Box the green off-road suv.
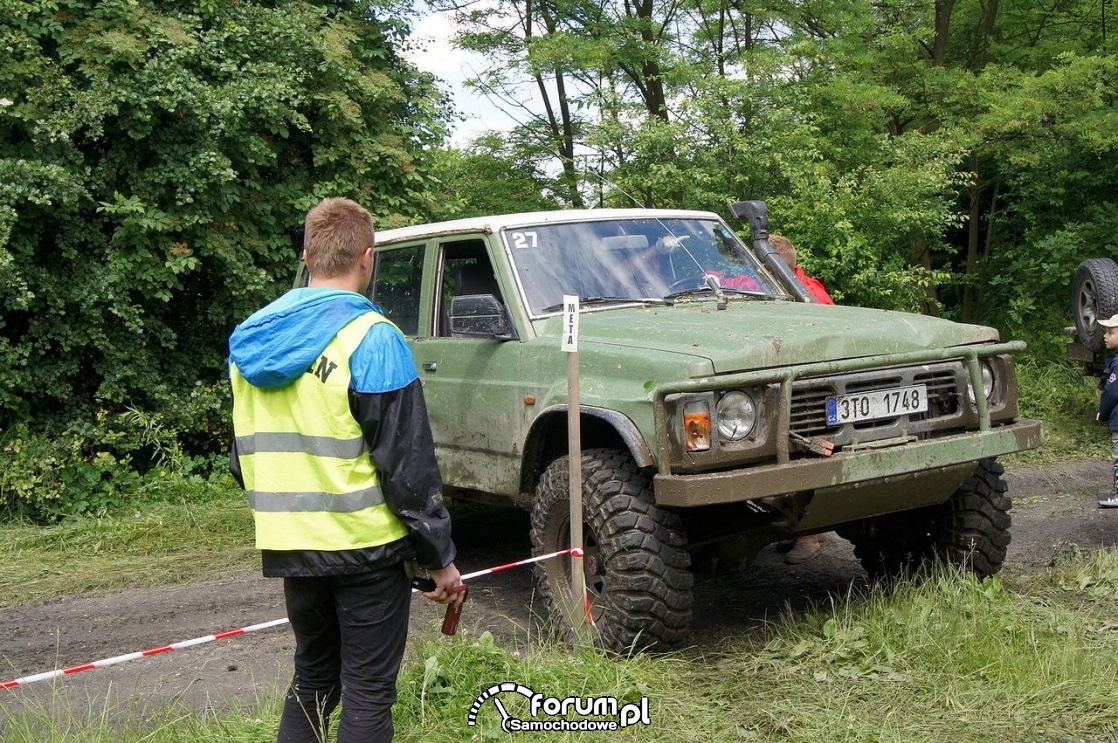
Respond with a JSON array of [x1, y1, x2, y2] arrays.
[[312, 201, 1043, 653]]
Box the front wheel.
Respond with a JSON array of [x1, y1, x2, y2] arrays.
[[530, 448, 693, 653], [839, 458, 1011, 582]]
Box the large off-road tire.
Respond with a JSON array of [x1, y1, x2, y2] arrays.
[[838, 458, 1011, 583], [1072, 258, 1118, 352], [530, 448, 693, 654]]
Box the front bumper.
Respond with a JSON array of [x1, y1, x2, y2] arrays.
[[652, 418, 1042, 507]]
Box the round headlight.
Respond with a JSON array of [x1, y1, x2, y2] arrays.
[[716, 391, 757, 440], [967, 362, 995, 404]]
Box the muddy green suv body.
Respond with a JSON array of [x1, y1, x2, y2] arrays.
[[339, 203, 1042, 652]]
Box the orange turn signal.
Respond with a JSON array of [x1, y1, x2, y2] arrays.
[[683, 401, 711, 452]]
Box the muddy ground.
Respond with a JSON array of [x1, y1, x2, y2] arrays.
[[1, 459, 1116, 726]]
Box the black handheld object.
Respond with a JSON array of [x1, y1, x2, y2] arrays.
[[410, 576, 437, 592], [412, 577, 469, 636]]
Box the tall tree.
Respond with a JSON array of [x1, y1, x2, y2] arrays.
[[451, 0, 588, 205], [0, 0, 450, 438], [433, 0, 1118, 344], [448, 0, 693, 205]]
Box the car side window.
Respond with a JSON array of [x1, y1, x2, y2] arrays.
[[437, 240, 501, 337], [371, 246, 424, 336]]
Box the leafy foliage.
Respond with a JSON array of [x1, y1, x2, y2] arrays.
[[427, 133, 562, 219], [0, 0, 450, 519], [0, 402, 231, 521], [440, 0, 1118, 338]]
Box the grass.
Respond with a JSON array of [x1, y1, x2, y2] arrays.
[[716, 569, 1118, 741], [0, 694, 282, 743], [5, 558, 1118, 742], [1012, 357, 1108, 467], [0, 488, 257, 610]]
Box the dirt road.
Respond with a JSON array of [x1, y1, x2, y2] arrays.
[[1, 459, 1115, 723]]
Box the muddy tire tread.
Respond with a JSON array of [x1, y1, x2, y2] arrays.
[[530, 448, 693, 653], [841, 458, 1011, 582]]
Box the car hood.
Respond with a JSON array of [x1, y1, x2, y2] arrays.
[[539, 301, 1001, 374]]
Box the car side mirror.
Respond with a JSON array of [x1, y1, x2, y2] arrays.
[[449, 294, 518, 340]]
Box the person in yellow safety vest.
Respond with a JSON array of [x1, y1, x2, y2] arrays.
[[229, 197, 462, 743]]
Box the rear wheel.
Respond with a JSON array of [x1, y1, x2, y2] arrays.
[[839, 458, 1011, 582], [530, 448, 693, 653], [1072, 258, 1118, 352]]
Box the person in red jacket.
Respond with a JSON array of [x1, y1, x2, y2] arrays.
[[770, 234, 834, 306], [771, 234, 834, 563]]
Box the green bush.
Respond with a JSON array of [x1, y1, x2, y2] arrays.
[[0, 0, 450, 460], [0, 407, 229, 523], [0, 422, 135, 521]]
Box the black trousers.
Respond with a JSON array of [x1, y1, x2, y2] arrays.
[[277, 565, 410, 743]]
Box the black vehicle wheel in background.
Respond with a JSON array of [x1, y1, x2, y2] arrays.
[[1072, 258, 1118, 352], [531, 448, 693, 654]]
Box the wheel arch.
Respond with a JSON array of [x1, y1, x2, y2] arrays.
[[518, 405, 655, 504]]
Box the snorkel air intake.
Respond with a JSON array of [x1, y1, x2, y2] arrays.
[[730, 200, 813, 303]]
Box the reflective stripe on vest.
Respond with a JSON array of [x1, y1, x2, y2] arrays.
[[230, 311, 410, 552]]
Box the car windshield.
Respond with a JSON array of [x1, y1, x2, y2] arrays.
[[502, 217, 787, 315]]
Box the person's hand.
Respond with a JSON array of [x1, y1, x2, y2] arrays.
[[422, 563, 466, 608], [656, 236, 688, 255]]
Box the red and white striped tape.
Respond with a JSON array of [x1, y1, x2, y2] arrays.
[[459, 546, 581, 581], [0, 547, 584, 690], [0, 618, 290, 690]]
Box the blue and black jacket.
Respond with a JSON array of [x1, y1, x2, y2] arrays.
[[1100, 355, 1118, 432], [228, 287, 455, 577]]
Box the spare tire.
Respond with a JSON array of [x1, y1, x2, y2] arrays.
[[1072, 258, 1118, 352]]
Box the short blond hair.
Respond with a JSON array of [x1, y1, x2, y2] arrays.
[[303, 197, 374, 278], [769, 234, 797, 271]]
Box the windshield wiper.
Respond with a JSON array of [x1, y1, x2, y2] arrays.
[[664, 286, 774, 301], [720, 288, 776, 300], [540, 296, 673, 312], [664, 286, 714, 301]]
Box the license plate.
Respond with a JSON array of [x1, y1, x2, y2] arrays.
[[826, 384, 928, 425]]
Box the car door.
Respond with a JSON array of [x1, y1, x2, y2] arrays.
[[374, 236, 542, 499]]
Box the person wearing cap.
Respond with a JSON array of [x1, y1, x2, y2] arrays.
[[1095, 314, 1118, 507]]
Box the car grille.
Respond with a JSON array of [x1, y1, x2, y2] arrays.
[[789, 363, 962, 438]]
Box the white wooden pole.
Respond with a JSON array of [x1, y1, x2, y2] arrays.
[[561, 295, 586, 623]]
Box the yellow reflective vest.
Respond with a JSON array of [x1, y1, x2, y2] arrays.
[[230, 312, 410, 552]]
